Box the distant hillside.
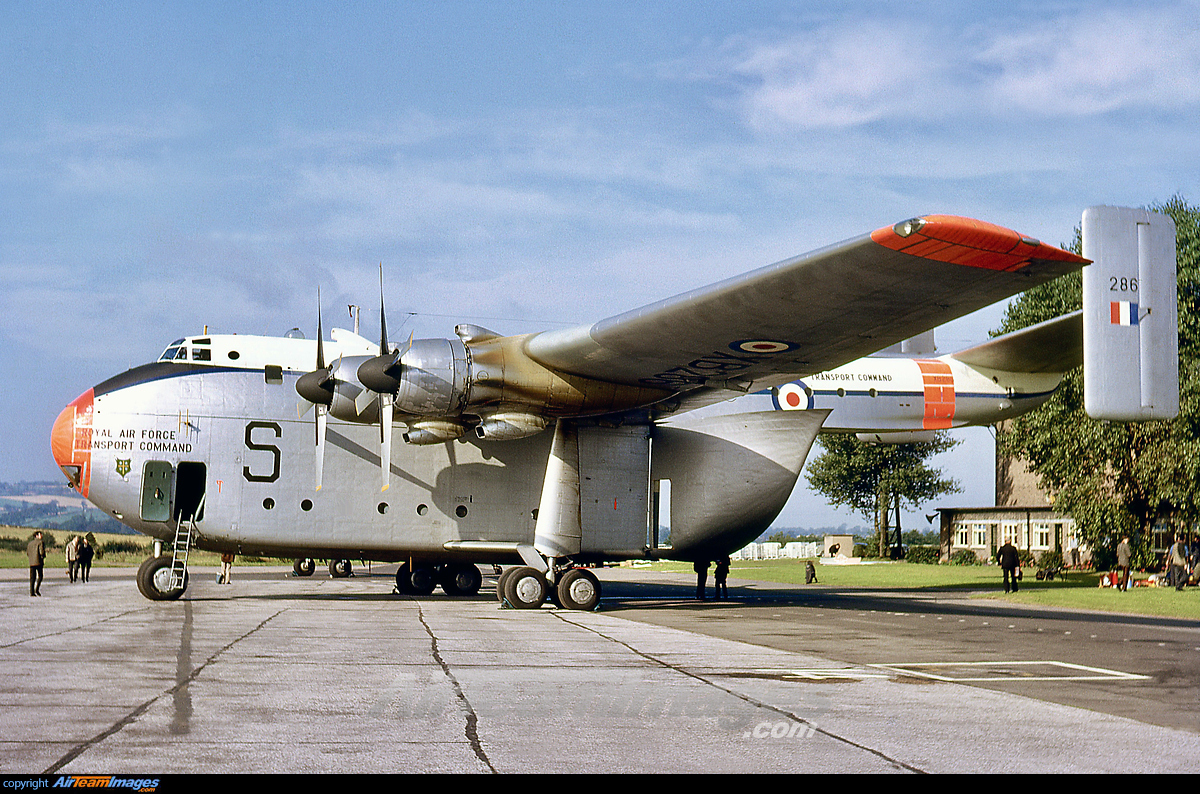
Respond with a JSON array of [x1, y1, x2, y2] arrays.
[[0, 482, 138, 535]]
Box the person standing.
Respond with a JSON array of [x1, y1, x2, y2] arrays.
[[1169, 535, 1189, 592], [997, 539, 1020, 594], [714, 556, 730, 600], [77, 537, 94, 583], [219, 552, 234, 585], [65, 535, 80, 583], [693, 560, 709, 601], [28, 531, 45, 597], [1116, 536, 1132, 591]]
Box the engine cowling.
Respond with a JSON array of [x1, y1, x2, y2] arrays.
[[358, 338, 470, 416]]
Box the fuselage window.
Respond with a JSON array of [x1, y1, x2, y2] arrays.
[[264, 364, 283, 384]]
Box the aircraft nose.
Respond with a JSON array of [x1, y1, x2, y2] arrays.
[[51, 389, 94, 495]]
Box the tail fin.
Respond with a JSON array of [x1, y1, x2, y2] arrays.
[[1082, 206, 1178, 421]]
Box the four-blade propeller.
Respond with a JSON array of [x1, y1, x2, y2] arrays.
[[295, 295, 335, 491]]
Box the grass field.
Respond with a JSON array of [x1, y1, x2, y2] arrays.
[[648, 558, 1200, 620]]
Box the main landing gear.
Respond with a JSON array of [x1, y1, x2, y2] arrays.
[[395, 562, 483, 596], [289, 558, 353, 578], [496, 566, 600, 611]]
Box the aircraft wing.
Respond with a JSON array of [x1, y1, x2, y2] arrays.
[[950, 310, 1083, 374], [525, 215, 1088, 391]]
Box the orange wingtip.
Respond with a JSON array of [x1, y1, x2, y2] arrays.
[[871, 215, 1089, 272]]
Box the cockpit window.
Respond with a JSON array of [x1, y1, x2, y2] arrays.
[[159, 347, 182, 361], [192, 348, 211, 361]]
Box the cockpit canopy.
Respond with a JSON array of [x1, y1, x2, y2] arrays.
[[158, 338, 212, 362], [153, 329, 377, 372]]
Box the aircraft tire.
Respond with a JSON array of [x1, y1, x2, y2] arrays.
[[495, 566, 518, 602], [408, 565, 437, 595], [440, 563, 482, 596], [329, 559, 352, 578], [136, 555, 187, 601], [395, 562, 415, 594], [293, 558, 315, 577], [502, 566, 547, 609], [557, 568, 601, 611]]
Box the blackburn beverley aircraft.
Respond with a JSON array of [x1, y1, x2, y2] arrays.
[[49, 207, 1178, 609]]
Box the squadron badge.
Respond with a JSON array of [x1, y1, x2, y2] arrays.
[[115, 459, 131, 479]]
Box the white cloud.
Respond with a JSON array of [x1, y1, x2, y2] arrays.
[[981, 6, 1200, 115], [718, 3, 1200, 131], [728, 22, 946, 130]]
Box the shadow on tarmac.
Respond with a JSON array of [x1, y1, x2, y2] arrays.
[[171, 568, 1200, 631], [595, 578, 1200, 631]]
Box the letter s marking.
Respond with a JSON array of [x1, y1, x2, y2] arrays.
[[243, 421, 281, 483]]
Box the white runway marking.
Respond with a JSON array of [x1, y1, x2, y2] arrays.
[[869, 660, 1151, 682]]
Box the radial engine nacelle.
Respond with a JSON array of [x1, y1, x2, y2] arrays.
[[357, 338, 470, 417]]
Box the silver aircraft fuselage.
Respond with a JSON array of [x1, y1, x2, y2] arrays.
[[51, 329, 826, 566]]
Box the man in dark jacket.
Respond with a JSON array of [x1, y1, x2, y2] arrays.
[[28, 531, 45, 597], [1116, 536, 1132, 591], [997, 540, 1020, 594], [694, 560, 709, 601], [78, 537, 94, 583]]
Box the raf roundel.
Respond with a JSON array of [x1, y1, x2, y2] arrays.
[[773, 382, 812, 411], [731, 339, 798, 354]]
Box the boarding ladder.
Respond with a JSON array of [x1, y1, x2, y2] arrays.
[[169, 492, 205, 590]]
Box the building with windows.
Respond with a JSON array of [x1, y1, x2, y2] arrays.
[[935, 425, 1082, 564], [936, 506, 1080, 565]]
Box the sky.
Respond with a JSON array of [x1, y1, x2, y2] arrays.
[[3, 0, 1200, 531]]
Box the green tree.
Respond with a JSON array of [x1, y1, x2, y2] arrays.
[[996, 196, 1200, 561], [806, 433, 961, 557]]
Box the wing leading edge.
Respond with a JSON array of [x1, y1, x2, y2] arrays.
[[525, 215, 1088, 392]]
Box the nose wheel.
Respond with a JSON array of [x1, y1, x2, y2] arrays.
[[136, 555, 188, 601]]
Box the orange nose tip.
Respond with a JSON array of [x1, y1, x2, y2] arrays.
[[51, 389, 94, 495]]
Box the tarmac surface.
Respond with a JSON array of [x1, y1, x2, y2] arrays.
[[2, 564, 1198, 774]]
